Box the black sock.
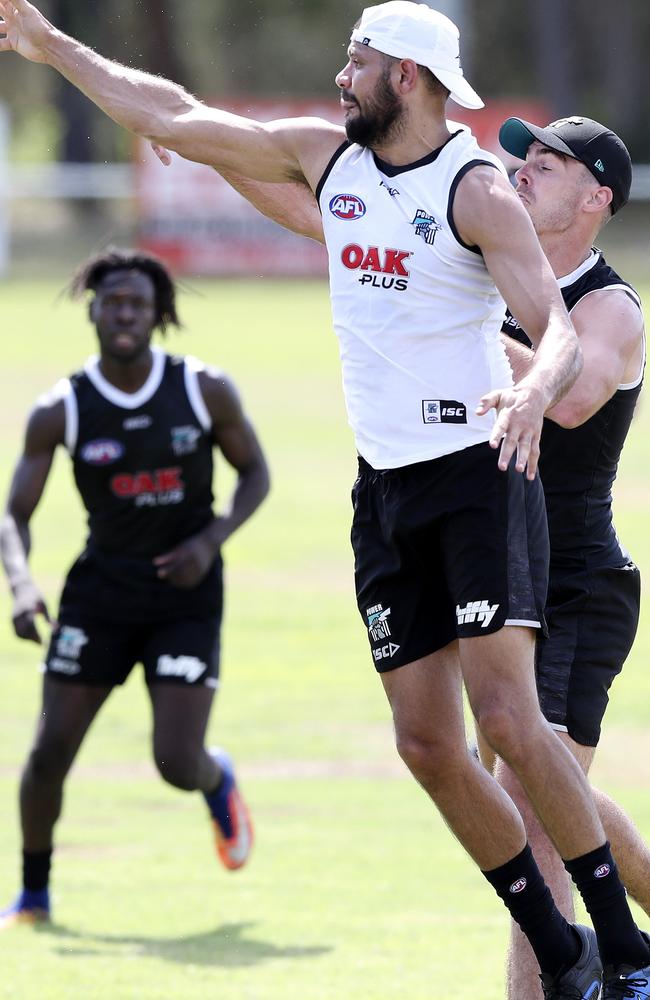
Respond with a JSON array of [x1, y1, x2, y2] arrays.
[[565, 842, 650, 969], [483, 844, 580, 978], [22, 849, 52, 892]]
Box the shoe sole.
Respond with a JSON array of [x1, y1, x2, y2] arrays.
[[213, 788, 254, 870], [0, 908, 50, 930]]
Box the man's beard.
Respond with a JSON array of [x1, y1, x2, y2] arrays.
[[344, 70, 405, 147]]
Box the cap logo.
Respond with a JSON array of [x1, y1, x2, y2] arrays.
[[361, 36, 371, 45], [594, 159, 605, 173], [550, 116, 584, 128]]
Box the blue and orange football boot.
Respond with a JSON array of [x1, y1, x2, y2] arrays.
[[0, 888, 50, 929], [203, 747, 253, 870]]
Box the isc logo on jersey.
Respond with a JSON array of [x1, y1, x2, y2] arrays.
[[81, 439, 124, 465], [329, 194, 366, 220], [341, 243, 413, 292]]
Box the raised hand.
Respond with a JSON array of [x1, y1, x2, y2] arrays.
[[0, 0, 55, 64]]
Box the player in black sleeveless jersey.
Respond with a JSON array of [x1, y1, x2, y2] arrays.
[[489, 117, 649, 1000], [0, 249, 270, 927]]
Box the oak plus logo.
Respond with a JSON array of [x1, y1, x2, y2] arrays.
[[329, 194, 366, 221], [341, 243, 413, 292], [110, 466, 185, 507]]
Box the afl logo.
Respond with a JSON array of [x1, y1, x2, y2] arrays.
[[594, 864, 611, 878], [509, 878, 527, 894], [329, 194, 366, 220], [80, 439, 124, 465]]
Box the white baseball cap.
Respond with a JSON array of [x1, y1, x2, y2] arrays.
[[350, 2, 484, 110]]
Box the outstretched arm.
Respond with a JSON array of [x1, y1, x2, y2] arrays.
[[154, 370, 270, 589], [0, 0, 343, 187], [219, 171, 326, 243], [151, 143, 326, 243], [0, 397, 65, 642], [453, 165, 582, 479]]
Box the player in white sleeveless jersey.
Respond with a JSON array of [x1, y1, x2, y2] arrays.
[[211, 118, 650, 1000], [3, 0, 650, 993]]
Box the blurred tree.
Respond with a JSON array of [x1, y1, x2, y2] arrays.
[[1, 0, 650, 162], [471, 0, 650, 158]]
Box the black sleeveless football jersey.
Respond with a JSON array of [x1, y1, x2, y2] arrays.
[[503, 250, 644, 571], [58, 347, 221, 621]]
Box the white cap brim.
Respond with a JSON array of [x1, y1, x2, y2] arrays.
[[431, 67, 484, 110], [350, 27, 483, 111]]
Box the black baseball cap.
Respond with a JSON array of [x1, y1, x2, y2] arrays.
[[499, 115, 632, 214]]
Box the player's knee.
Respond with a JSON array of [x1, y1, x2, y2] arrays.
[[27, 737, 75, 783], [154, 748, 201, 791], [475, 702, 528, 766], [394, 729, 456, 785]]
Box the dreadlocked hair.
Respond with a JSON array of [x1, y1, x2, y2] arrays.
[[69, 247, 181, 334]]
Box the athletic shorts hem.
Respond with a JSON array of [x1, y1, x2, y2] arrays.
[[373, 630, 458, 673]]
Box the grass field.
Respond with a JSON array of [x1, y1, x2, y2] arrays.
[[0, 276, 649, 1000]]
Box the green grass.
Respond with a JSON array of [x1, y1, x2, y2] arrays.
[[0, 278, 649, 999]]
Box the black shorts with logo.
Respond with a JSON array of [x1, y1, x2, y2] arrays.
[[536, 561, 640, 747], [351, 441, 549, 671], [43, 553, 223, 688]]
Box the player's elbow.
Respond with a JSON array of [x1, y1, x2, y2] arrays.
[[249, 457, 271, 505], [257, 468, 271, 504], [546, 398, 591, 429], [144, 93, 203, 148]]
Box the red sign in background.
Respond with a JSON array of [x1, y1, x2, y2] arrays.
[[135, 98, 548, 276]]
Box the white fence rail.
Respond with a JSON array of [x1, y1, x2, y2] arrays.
[[9, 161, 650, 201], [3, 159, 650, 278]]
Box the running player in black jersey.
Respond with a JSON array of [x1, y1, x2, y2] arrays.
[[492, 116, 649, 1000], [0, 248, 270, 927]]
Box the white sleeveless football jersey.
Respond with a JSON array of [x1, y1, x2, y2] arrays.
[[317, 123, 513, 469]]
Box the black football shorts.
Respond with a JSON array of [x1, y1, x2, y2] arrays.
[[351, 442, 549, 671], [43, 610, 221, 689], [536, 560, 640, 747]]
